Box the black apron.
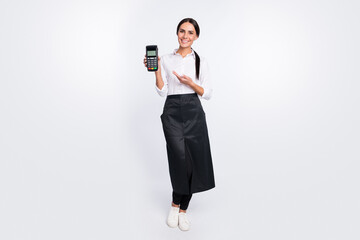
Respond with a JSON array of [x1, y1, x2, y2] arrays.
[[160, 93, 215, 195]]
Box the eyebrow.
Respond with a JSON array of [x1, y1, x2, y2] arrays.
[[179, 28, 194, 33]]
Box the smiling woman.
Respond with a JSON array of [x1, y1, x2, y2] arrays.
[[143, 18, 215, 232]]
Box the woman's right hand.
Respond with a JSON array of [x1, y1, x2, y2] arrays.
[[143, 55, 161, 72]]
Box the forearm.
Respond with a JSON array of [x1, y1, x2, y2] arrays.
[[155, 71, 164, 90], [189, 82, 204, 96]]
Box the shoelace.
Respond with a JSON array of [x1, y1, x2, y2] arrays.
[[169, 208, 179, 220], [179, 213, 190, 224], [171, 207, 179, 213]]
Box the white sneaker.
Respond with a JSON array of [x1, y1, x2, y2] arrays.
[[166, 206, 180, 228], [178, 212, 191, 231]]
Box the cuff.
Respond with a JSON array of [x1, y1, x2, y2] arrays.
[[199, 88, 213, 100], [155, 85, 167, 97]]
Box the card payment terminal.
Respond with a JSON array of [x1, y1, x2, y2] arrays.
[[146, 45, 158, 71]]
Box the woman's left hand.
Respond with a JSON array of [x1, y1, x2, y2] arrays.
[[172, 71, 194, 87]]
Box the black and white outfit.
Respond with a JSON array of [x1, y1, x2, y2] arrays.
[[156, 48, 215, 208]]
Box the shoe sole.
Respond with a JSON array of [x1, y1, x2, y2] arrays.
[[166, 220, 178, 228], [178, 226, 190, 231]]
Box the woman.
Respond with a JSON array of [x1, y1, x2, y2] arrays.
[[143, 18, 215, 231]]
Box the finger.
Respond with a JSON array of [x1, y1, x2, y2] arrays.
[[172, 71, 180, 78], [173, 72, 182, 80]]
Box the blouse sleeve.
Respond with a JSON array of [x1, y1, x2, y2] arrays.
[[155, 56, 168, 97], [199, 57, 213, 100]]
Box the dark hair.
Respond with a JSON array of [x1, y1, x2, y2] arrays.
[[176, 18, 201, 80]]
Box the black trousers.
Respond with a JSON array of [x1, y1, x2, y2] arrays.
[[172, 191, 193, 210]]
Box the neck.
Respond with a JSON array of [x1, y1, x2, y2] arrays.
[[176, 46, 192, 57]]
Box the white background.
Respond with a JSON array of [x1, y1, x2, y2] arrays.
[[1, 0, 359, 239]]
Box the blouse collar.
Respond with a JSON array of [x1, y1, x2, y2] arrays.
[[173, 48, 195, 59]]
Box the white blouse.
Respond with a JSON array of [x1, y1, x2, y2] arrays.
[[155, 48, 213, 100]]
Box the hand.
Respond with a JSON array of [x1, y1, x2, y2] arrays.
[[172, 71, 194, 86], [143, 55, 161, 72]]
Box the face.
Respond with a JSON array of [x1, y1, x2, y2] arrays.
[[177, 22, 198, 48]]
